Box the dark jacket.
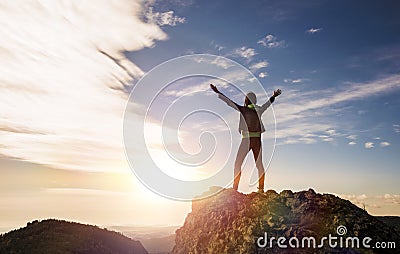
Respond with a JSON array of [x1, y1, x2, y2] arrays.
[[218, 93, 275, 133]]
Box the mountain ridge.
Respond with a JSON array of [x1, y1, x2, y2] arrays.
[[0, 219, 148, 254]]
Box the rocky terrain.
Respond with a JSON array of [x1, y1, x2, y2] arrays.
[[173, 187, 399, 254]]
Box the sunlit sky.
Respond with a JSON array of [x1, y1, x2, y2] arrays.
[[1, 0, 399, 233]]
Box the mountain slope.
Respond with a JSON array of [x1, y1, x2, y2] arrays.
[[172, 188, 399, 254], [0, 219, 148, 254], [377, 216, 400, 236]]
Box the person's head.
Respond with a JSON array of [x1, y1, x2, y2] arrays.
[[244, 92, 257, 106]]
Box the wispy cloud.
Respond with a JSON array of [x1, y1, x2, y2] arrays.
[[338, 193, 400, 211], [273, 74, 400, 145], [346, 135, 357, 140], [347, 44, 400, 71], [348, 141, 357, 145], [344, 194, 368, 201], [292, 79, 303, 83], [249, 60, 269, 71], [163, 68, 253, 99], [287, 74, 400, 113], [146, 7, 186, 26], [233, 46, 257, 60], [325, 129, 337, 135], [306, 27, 323, 34], [383, 194, 400, 204], [258, 72, 268, 78], [380, 141, 390, 147], [340, 194, 367, 206], [365, 142, 374, 149], [284, 78, 305, 84], [393, 124, 400, 133], [0, 0, 170, 171], [209, 41, 225, 52], [257, 34, 286, 48]]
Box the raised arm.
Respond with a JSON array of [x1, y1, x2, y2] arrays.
[[259, 89, 282, 113], [210, 84, 240, 111]]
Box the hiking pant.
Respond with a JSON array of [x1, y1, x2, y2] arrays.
[[233, 137, 265, 191]]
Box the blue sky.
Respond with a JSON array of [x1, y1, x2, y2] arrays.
[[0, 0, 399, 232], [129, 0, 400, 193]]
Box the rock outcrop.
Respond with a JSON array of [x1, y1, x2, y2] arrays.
[[173, 188, 399, 254]]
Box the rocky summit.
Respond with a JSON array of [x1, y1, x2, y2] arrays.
[[173, 187, 399, 254]]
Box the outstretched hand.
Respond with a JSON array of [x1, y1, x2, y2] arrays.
[[273, 89, 282, 97], [210, 84, 220, 94]]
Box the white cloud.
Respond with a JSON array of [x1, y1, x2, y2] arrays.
[[215, 45, 225, 52], [284, 78, 305, 84], [348, 141, 357, 145], [233, 46, 257, 59], [146, 7, 186, 26], [325, 129, 337, 136], [257, 34, 286, 48], [273, 74, 400, 145], [289, 74, 400, 114], [192, 55, 234, 69], [163, 82, 208, 98], [339, 194, 368, 206], [162, 65, 254, 99], [393, 124, 400, 133], [383, 194, 400, 204], [210, 57, 235, 69], [306, 28, 323, 34], [365, 142, 374, 149], [0, 0, 170, 172], [274, 122, 332, 141], [209, 41, 225, 52], [380, 141, 390, 147], [340, 194, 367, 201], [258, 72, 268, 78], [249, 61, 269, 71], [346, 135, 357, 140], [339, 193, 400, 211]]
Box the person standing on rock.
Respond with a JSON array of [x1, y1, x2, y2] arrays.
[[210, 84, 281, 192]]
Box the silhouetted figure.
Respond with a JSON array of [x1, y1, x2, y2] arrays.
[[210, 84, 281, 192]]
